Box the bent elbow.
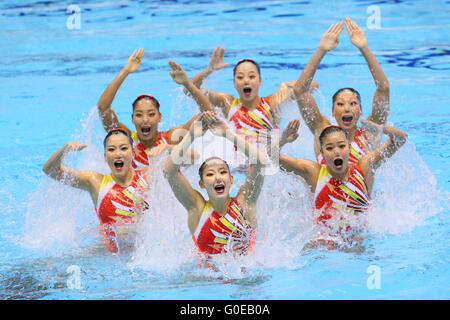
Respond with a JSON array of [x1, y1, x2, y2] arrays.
[[377, 79, 390, 92], [293, 83, 307, 97], [163, 159, 176, 179], [394, 133, 408, 148], [183, 87, 192, 97]]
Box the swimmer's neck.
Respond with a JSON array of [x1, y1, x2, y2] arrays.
[[328, 165, 350, 182], [209, 195, 232, 216], [345, 126, 359, 142], [112, 169, 135, 187], [239, 95, 261, 111], [139, 131, 160, 149]]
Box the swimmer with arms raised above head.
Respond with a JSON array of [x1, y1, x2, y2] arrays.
[[97, 49, 207, 168], [187, 46, 319, 144], [278, 118, 407, 249], [43, 129, 156, 253], [294, 18, 390, 165], [163, 112, 267, 258]]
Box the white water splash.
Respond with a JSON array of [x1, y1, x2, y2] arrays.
[[21, 93, 445, 279], [22, 107, 105, 253]]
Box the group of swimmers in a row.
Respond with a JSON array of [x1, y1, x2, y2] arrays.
[[43, 18, 407, 256]]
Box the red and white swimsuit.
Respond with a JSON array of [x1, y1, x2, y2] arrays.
[[317, 127, 371, 165], [131, 130, 169, 168], [314, 163, 371, 231], [95, 169, 149, 252], [227, 96, 279, 144], [192, 197, 256, 256]]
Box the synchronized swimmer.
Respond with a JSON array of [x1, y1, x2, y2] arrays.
[[43, 129, 151, 253], [42, 17, 408, 257], [187, 46, 318, 145], [97, 49, 208, 168], [294, 18, 390, 163]]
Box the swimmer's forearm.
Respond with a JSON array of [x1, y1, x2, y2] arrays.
[[97, 68, 129, 112], [183, 68, 211, 99], [183, 80, 213, 112], [294, 48, 326, 96], [97, 68, 131, 132], [166, 131, 196, 174], [225, 130, 267, 166], [42, 145, 69, 180], [359, 46, 389, 90], [365, 125, 408, 173], [383, 125, 408, 147], [360, 46, 390, 125], [191, 66, 213, 89]]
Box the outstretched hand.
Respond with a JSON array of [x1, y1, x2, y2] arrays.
[[203, 111, 229, 137], [344, 17, 368, 50], [189, 113, 209, 138], [208, 46, 229, 72], [123, 48, 144, 74], [318, 21, 344, 52], [168, 60, 189, 86], [65, 141, 87, 152], [280, 119, 300, 145]]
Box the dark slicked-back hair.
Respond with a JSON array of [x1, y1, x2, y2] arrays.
[[103, 128, 133, 149], [319, 125, 349, 149], [233, 58, 261, 77], [332, 87, 361, 109], [132, 94, 161, 112], [198, 157, 231, 181]]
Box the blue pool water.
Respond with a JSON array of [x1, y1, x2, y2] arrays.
[[0, 0, 449, 300]]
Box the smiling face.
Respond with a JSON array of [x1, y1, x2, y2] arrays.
[[199, 159, 233, 200], [104, 132, 134, 177], [320, 130, 350, 174], [332, 89, 362, 130], [131, 99, 161, 142], [233, 61, 262, 102]]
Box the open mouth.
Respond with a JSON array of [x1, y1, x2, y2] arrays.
[[114, 160, 124, 170], [342, 116, 353, 126], [214, 184, 225, 194], [334, 158, 343, 168], [141, 126, 151, 135], [243, 87, 252, 96]]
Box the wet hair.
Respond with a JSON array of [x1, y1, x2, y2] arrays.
[[233, 58, 261, 77], [319, 125, 349, 149], [198, 157, 231, 181], [332, 87, 361, 108], [103, 128, 134, 149], [132, 94, 161, 112]]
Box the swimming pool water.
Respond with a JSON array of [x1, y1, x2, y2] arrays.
[[0, 0, 449, 300]]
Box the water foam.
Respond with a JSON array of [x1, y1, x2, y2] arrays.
[[21, 91, 445, 279]]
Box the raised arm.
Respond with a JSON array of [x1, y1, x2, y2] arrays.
[[279, 119, 300, 150], [268, 119, 300, 161], [279, 154, 320, 192], [203, 112, 267, 225], [43, 141, 102, 200], [191, 46, 229, 89], [97, 49, 145, 131], [166, 60, 209, 146], [294, 22, 344, 136], [188, 46, 234, 115], [267, 78, 319, 112], [164, 116, 208, 214], [358, 119, 408, 190], [345, 17, 389, 125], [168, 60, 213, 112]]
